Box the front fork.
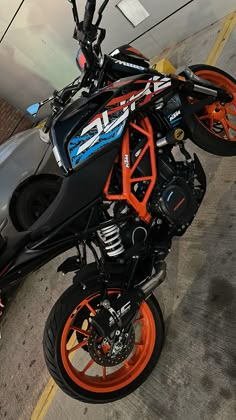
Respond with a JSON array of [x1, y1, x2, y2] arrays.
[[91, 260, 166, 338]]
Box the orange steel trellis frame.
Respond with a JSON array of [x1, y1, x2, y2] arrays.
[[104, 117, 157, 223]]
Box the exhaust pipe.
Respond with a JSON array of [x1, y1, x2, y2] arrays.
[[140, 261, 166, 297]]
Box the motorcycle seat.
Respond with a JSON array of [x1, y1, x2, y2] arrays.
[[0, 231, 31, 273], [29, 166, 99, 241], [29, 173, 82, 241], [0, 171, 91, 274], [0, 234, 6, 254]]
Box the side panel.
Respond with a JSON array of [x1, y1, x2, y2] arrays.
[[30, 147, 119, 237], [67, 74, 172, 170], [51, 91, 114, 173]]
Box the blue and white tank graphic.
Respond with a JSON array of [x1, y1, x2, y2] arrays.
[[68, 74, 172, 168], [68, 109, 127, 168]]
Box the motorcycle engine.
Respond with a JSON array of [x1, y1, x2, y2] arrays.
[[148, 152, 201, 229], [158, 177, 198, 225]]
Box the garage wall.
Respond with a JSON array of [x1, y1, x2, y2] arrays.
[[0, 0, 235, 111], [0, 98, 31, 144]]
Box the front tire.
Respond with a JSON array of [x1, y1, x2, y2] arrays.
[[182, 64, 236, 156], [43, 270, 164, 403]]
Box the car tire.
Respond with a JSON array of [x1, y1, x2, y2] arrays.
[[14, 177, 62, 231]]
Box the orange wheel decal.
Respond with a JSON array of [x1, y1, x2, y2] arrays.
[[103, 117, 157, 223], [193, 70, 236, 142], [60, 290, 156, 393]]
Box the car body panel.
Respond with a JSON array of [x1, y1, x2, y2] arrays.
[[0, 128, 62, 237], [37, 141, 62, 176]]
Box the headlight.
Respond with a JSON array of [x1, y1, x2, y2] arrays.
[[76, 48, 87, 72]]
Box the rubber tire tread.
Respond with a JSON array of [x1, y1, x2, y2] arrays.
[[182, 64, 236, 156], [43, 267, 164, 403]]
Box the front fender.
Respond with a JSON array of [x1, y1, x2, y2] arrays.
[[72, 262, 126, 286], [72, 263, 99, 286]]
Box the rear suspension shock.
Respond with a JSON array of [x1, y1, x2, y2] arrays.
[[99, 224, 124, 257]]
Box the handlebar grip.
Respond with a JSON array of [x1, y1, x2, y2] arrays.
[[83, 0, 96, 33]]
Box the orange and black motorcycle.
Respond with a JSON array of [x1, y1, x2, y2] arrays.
[[0, 0, 236, 403]]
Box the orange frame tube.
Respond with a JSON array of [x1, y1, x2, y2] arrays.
[[104, 117, 157, 223]]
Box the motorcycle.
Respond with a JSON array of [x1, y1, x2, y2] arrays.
[[0, 0, 236, 403]]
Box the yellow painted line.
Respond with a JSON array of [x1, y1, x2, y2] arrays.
[[31, 335, 77, 420], [31, 378, 58, 420], [206, 12, 236, 65]]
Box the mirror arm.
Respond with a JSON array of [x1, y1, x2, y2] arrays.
[[40, 95, 54, 106], [69, 0, 80, 29], [95, 0, 109, 26]]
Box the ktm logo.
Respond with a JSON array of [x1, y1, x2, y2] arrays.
[[169, 110, 181, 121], [76, 75, 171, 157]]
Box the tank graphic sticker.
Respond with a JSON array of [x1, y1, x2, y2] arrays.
[[68, 75, 171, 168]]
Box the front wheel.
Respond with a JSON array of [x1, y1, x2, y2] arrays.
[[43, 272, 164, 403], [183, 64, 236, 156]]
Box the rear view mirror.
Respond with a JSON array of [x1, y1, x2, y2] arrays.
[[27, 103, 40, 116]]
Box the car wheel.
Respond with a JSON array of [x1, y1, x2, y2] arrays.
[[14, 177, 62, 231]]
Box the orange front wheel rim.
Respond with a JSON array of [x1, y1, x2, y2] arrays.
[[60, 290, 156, 393], [194, 70, 236, 141]]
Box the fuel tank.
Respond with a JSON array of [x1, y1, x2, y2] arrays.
[[110, 44, 150, 68], [50, 73, 172, 175]]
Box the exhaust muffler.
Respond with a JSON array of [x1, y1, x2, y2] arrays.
[[139, 261, 166, 297]]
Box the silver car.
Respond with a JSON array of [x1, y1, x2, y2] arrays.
[[0, 127, 62, 238]]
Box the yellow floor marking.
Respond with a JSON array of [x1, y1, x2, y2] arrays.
[[31, 11, 236, 420], [31, 378, 58, 420], [206, 12, 236, 65], [31, 334, 77, 420]]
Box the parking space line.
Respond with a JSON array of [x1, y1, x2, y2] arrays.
[[30, 10, 235, 420], [31, 335, 76, 419], [31, 379, 58, 420], [206, 12, 236, 65]]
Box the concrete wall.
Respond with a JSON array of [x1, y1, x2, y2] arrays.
[[0, 0, 235, 111]]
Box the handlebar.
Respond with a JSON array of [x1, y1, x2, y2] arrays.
[[41, 0, 110, 132], [83, 0, 96, 33], [43, 76, 83, 132]]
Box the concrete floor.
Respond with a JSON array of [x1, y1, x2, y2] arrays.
[[0, 17, 236, 420]]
